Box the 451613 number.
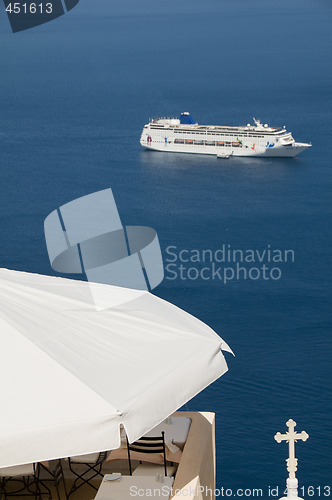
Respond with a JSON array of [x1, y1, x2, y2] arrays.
[[5, 3, 53, 14]]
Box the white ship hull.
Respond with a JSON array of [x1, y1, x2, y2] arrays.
[[140, 113, 311, 158], [141, 142, 310, 158]]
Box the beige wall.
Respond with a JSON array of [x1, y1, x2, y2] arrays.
[[171, 412, 216, 500]]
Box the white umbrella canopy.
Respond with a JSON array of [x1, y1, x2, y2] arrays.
[[0, 268, 232, 468]]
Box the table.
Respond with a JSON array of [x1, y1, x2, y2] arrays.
[[95, 474, 174, 500]]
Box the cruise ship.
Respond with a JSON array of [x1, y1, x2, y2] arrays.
[[140, 112, 311, 158]]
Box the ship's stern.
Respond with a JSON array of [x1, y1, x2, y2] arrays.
[[140, 126, 148, 148]]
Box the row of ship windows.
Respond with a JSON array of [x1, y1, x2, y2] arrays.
[[175, 133, 265, 138], [174, 139, 245, 147], [173, 131, 264, 138], [174, 130, 254, 137], [150, 127, 265, 138]]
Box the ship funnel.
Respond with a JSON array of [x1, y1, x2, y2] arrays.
[[180, 112, 196, 125]]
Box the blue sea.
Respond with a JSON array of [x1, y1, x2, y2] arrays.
[[1, 0, 331, 497]]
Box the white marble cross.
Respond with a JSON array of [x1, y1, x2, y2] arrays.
[[274, 419, 309, 479]]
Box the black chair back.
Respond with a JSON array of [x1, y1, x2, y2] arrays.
[[126, 432, 167, 476]]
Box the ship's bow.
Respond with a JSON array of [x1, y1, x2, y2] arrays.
[[291, 142, 312, 156]]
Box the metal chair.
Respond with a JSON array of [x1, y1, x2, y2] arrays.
[[0, 463, 41, 499], [126, 432, 167, 476], [38, 460, 67, 500], [67, 452, 107, 497]]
